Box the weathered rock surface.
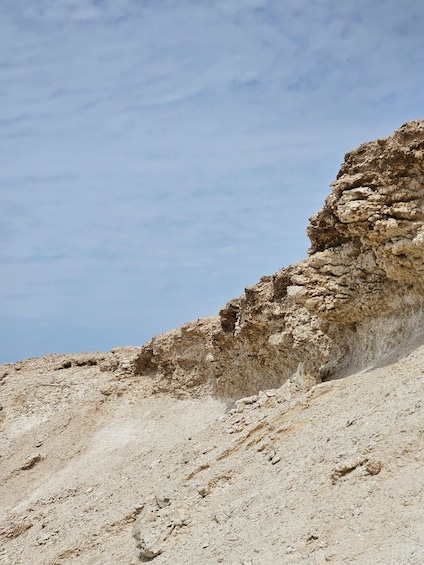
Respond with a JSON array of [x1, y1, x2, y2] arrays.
[[135, 120, 424, 397], [2, 121, 424, 564]]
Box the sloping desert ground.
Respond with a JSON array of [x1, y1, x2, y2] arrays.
[[1, 344, 424, 564]]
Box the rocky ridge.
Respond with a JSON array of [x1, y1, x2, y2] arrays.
[[135, 120, 424, 397]]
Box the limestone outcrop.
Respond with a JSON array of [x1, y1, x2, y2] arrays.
[[135, 120, 424, 397]]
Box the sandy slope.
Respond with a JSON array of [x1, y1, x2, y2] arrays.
[[1, 342, 424, 565]]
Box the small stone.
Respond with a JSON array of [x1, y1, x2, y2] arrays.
[[214, 513, 229, 524], [20, 454, 43, 470], [172, 507, 190, 527], [365, 460, 382, 476], [214, 514, 223, 523], [268, 450, 276, 461], [236, 395, 258, 405], [256, 442, 268, 452], [198, 486, 209, 497], [271, 454, 281, 465], [156, 494, 171, 509], [120, 359, 131, 370], [135, 533, 163, 559]]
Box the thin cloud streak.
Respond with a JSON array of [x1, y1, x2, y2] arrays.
[[1, 0, 424, 362]]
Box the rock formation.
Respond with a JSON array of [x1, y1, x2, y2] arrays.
[[135, 120, 424, 397]]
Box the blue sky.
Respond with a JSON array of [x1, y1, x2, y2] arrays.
[[1, 0, 424, 364]]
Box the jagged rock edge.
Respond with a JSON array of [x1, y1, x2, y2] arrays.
[[131, 120, 424, 398]]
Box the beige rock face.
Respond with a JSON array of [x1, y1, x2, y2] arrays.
[[302, 119, 424, 322], [135, 120, 424, 397]]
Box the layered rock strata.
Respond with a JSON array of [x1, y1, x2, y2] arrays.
[[135, 120, 424, 398]]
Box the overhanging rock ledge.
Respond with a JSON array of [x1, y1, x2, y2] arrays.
[[135, 120, 424, 397]]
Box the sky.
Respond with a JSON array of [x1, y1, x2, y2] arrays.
[[1, 0, 424, 364]]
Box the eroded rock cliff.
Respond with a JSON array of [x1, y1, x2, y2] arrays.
[[135, 120, 424, 397]]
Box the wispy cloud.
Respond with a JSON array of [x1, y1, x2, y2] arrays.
[[1, 0, 423, 362]]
